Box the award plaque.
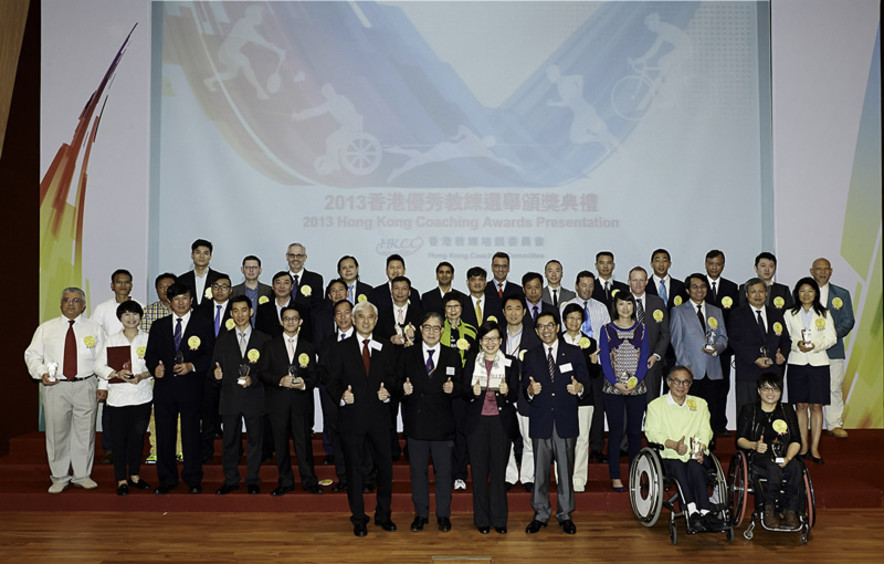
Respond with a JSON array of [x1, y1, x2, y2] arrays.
[[237, 363, 250, 386]]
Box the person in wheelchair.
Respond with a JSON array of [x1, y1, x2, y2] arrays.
[[735, 373, 802, 529], [645, 366, 723, 532]]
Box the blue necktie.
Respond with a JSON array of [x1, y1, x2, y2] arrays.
[[174, 317, 183, 350], [214, 304, 221, 337], [581, 301, 593, 337], [659, 279, 668, 304], [426, 349, 435, 377]]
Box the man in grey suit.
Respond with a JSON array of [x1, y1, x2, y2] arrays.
[[231, 255, 272, 324], [810, 258, 855, 438], [628, 267, 670, 401], [669, 273, 728, 432], [541, 259, 575, 309]]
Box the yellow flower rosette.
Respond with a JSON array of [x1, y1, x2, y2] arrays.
[[83, 335, 96, 348], [673, 295, 683, 306], [832, 297, 843, 310], [298, 353, 310, 368], [773, 322, 783, 336], [626, 376, 638, 388], [456, 338, 470, 351], [815, 318, 826, 330], [187, 336, 201, 350], [611, 288, 620, 298], [773, 419, 787, 433], [136, 346, 146, 359], [686, 398, 697, 411], [578, 337, 591, 349], [204, 287, 213, 300], [357, 294, 367, 303], [652, 309, 664, 322], [487, 315, 498, 323], [519, 350, 527, 361], [721, 296, 733, 309], [258, 295, 270, 305], [708, 317, 718, 330], [773, 296, 785, 309], [247, 348, 260, 363], [300, 285, 312, 297], [225, 318, 235, 330]]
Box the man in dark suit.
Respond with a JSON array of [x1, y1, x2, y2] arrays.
[[704, 249, 741, 434], [313, 279, 349, 346], [211, 295, 271, 495], [370, 254, 421, 312], [462, 266, 502, 329], [647, 248, 687, 310], [523, 271, 559, 327], [485, 251, 523, 317], [326, 301, 400, 537], [230, 255, 272, 325], [196, 274, 234, 462], [628, 267, 671, 401], [336, 255, 373, 305], [739, 252, 794, 310], [421, 261, 464, 316], [729, 278, 790, 414], [177, 239, 225, 307], [255, 271, 293, 338], [592, 251, 630, 310], [145, 283, 215, 494], [260, 304, 323, 496], [542, 259, 576, 309], [286, 243, 323, 343], [522, 313, 589, 535], [397, 312, 462, 532]]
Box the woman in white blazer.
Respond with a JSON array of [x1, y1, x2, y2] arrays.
[[783, 277, 836, 464]]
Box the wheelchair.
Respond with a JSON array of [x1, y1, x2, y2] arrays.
[[629, 445, 734, 544], [727, 450, 816, 544]]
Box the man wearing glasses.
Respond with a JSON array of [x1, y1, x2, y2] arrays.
[[286, 243, 323, 343], [645, 366, 722, 532], [197, 274, 234, 462], [231, 255, 272, 325], [398, 312, 462, 532]]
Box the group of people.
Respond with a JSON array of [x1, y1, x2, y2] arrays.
[[24, 241, 854, 537]]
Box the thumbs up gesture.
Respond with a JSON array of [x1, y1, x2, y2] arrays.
[[775, 348, 786, 365], [443, 376, 454, 394], [566, 375, 582, 396], [214, 362, 223, 381], [528, 376, 542, 396], [675, 435, 688, 456], [342, 385, 354, 405], [755, 435, 768, 454], [155, 360, 165, 379], [378, 382, 390, 402], [403, 377, 413, 396], [498, 378, 508, 396], [472, 378, 482, 397]]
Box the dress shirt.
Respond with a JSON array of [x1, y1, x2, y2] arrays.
[[422, 343, 440, 369], [691, 301, 707, 324], [526, 300, 543, 320], [505, 326, 523, 356], [652, 275, 672, 298], [337, 328, 353, 341], [752, 307, 768, 332], [275, 299, 291, 323], [92, 297, 141, 337], [285, 333, 299, 364], [236, 325, 253, 356], [560, 297, 610, 333], [818, 284, 830, 308], [140, 300, 172, 332], [193, 270, 209, 305], [95, 330, 153, 406], [171, 311, 192, 339], [25, 315, 106, 385]]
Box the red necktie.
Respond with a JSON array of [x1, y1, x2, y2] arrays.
[[497, 282, 503, 298], [362, 339, 371, 376], [63, 320, 77, 380]]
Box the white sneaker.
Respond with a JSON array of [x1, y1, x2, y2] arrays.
[[574, 485, 586, 493], [48, 481, 68, 494], [72, 477, 98, 489], [454, 479, 466, 491]]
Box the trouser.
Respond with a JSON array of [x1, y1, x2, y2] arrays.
[[221, 412, 263, 486], [531, 425, 576, 523], [109, 401, 151, 482], [407, 438, 453, 518], [154, 389, 203, 487], [200, 380, 222, 460], [751, 456, 802, 512], [662, 457, 713, 512], [468, 416, 510, 528], [342, 426, 392, 523], [825, 358, 846, 428], [603, 392, 646, 480], [505, 413, 534, 484], [42, 377, 98, 485], [268, 406, 318, 489], [572, 405, 594, 489]]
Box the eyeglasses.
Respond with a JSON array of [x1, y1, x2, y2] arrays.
[[481, 336, 501, 343], [282, 316, 301, 323], [536, 322, 557, 330], [670, 378, 692, 387], [421, 325, 442, 333], [211, 284, 231, 290], [286, 253, 306, 259], [759, 385, 781, 392], [62, 298, 83, 304]]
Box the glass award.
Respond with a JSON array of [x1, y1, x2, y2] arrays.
[[690, 437, 703, 460], [703, 328, 717, 353], [288, 364, 302, 389], [237, 363, 250, 386], [46, 362, 58, 382], [760, 346, 773, 366], [771, 436, 785, 464], [801, 328, 812, 344]]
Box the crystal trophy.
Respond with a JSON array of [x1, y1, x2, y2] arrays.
[[760, 346, 773, 366], [237, 364, 250, 386], [46, 362, 58, 383]]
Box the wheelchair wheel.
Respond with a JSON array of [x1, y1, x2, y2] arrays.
[[629, 448, 664, 527], [727, 452, 749, 527], [803, 468, 816, 529], [709, 453, 730, 522], [669, 519, 678, 545]]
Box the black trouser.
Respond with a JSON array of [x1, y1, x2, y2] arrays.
[[109, 401, 151, 482], [588, 375, 606, 453], [408, 438, 453, 519], [154, 386, 203, 487], [342, 425, 392, 523], [691, 377, 725, 435], [201, 379, 222, 460], [268, 406, 318, 489], [451, 397, 470, 481], [468, 416, 510, 528], [221, 412, 263, 486]]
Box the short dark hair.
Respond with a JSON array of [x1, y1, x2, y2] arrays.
[[628, 266, 648, 278], [115, 299, 143, 320], [110, 269, 132, 282], [436, 261, 454, 274], [502, 294, 526, 311], [165, 282, 192, 301], [545, 259, 562, 269], [743, 277, 765, 295], [279, 303, 305, 321], [325, 278, 347, 296], [386, 254, 405, 267], [242, 255, 261, 266], [191, 239, 213, 253], [213, 274, 232, 286], [475, 320, 502, 342], [155, 272, 177, 287], [576, 270, 596, 284], [685, 273, 708, 289], [391, 275, 411, 289], [651, 248, 671, 261], [595, 251, 614, 262], [421, 311, 444, 327], [442, 292, 464, 308], [757, 373, 782, 390], [755, 252, 777, 266], [705, 249, 725, 262], [332, 299, 352, 314], [337, 255, 359, 272], [492, 251, 510, 263], [562, 302, 584, 322], [668, 365, 694, 383], [534, 312, 557, 328], [230, 295, 252, 309], [272, 271, 293, 284], [521, 271, 543, 287], [467, 266, 487, 279]]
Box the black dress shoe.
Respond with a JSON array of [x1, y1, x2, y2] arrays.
[[590, 451, 608, 464], [270, 485, 294, 497], [128, 479, 151, 491], [331, 482, 348, 493], [559, 519, 577, 535], [494, 526, 507, 534], [688, 513, 707, 533], [522, 482, 534, 492], [154, 483, 178, 495], [101, 451, 114, 465], [504, 482, 514, 491], [477, 526, 490, 535], [525, 520, 547, 534], [410, 516, 428, 532], [188, 484, 202, 494], [703, 512, 724, 531], [305, 484, 323, 495], [116, 483, 129, 496], [374, 518, 397, 532], [437, 517, 452, 532], [216, 484, 239, 495], [362, 483, 375, 494], [247, 484, 260, 495], [353, 522, 368, 537], [619, 449, 629, 459], [809, 455, 824, 465]]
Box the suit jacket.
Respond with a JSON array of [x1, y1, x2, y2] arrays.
[[462, 294, 503, 329], [521, 339, 589, 439], [377, 302, 425, 344], [398, 344, 462, 440], [704, 277, 740, 324], [347, 281, 374, 305], [196, 300, 233, 338], [669, 301, 728, 380], [177, 268, 225, 306], [592, 278, 630, 310], [230, 281, 273, 306], [739, 281, 794, 310], [729, 304, 790, 383], [255, 300, 288, 338], [421, 287, 466, 316], [782, 308, 836, 366], [523, 301, 560, 330], [325, 334, 400, 434], [289, 269, 324, 309], [461, 351, 519, 439], [824, 283, 854, 359], [542, 286, 576, 309], [370, 282, 421, 313], [561, 332, 601, 406], [484, 280, 523, 320], [145, 312, 215, 398], [638, 293, 671, 363], [311, 300, 339, 346], [647, 275, 687, 310], [259, 334, 317, 414], [212, 328, 270, 416]]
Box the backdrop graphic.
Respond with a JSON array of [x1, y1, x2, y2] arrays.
[[38, 0, 882, 428]]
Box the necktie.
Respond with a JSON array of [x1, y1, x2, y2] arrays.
[[547, 346, 556, 383], [697, 305, 706, 332], [581, 301, 593, 336], [291, 274, 300, 301], [756, 309, 766, 333], [659, 279, 668, 304], [239, 332, 247, 356], [348, 285, 355, 303], [340, 332, 347, 341], [711, 280, 718, 302], [214, 304, 222, 337], [397, 307, 405, 324], [426, 349, 435, 376], [552, 289, 558, 308], [497, 282, 503, 298], [636, 297, 645, 324], [63, 320, 77, 380], [287, 337, 296, 363], [174, 317, 183, 351], [475, 298, 483, 324], [362, 338, 371, 375], [605, 281, 611, 302], [532, 305, 539, 320]]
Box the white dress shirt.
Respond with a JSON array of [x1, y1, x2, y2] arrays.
[[25, 315, 106, 387], [95, 330, 152, 406]]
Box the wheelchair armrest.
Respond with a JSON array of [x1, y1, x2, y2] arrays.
[[647, 442, 665, 451]]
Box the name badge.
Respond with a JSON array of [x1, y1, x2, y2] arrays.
[[503, 358, 512, 367], [446, 366, 455, 376], [369, 340, 383, 352], [559, 362, 573, 373]]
